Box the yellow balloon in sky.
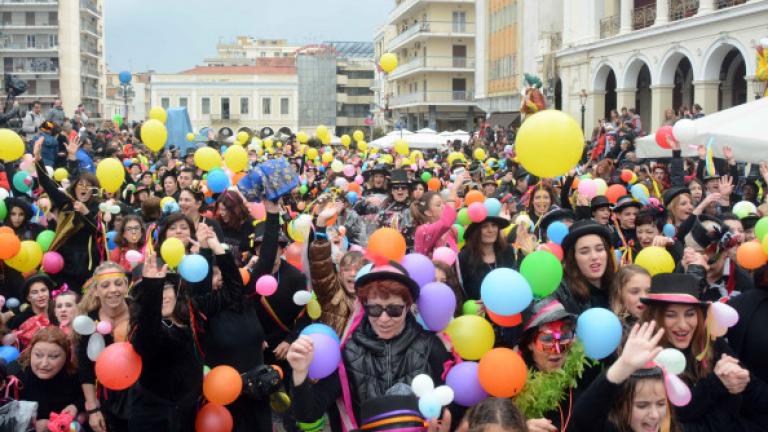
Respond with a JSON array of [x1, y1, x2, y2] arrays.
[[186, 132, 195, 141], [194, 147, 222, 171], [224, 145, 248, 172], [394, 139, 409, 156], [379, 53, 398, 73], [53, 168, 69, 182], [316, 125, 328, 138], [96, 158, 125, 193], [353, 130, 365, 142], [236, 131, 249, 145], [296, 131, 308, 144], [473, 147, 487, 161], [321, 134, 331, 145], [0, 129, 24, 162], [160, 238, 185, 268], [321, 152, 334, 164], [148, 106, 167, 123], [340, 135, 351, 147], [307, 148, 319, 160], [357, 141, 368, 152], [515, 110, 584, 178], [141, 119, 167, 152]]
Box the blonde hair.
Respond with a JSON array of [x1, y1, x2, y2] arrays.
[[609, 265, 650, 318], [78, 261, 129, 314]]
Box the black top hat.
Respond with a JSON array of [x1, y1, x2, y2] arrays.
[[590, 196, 611, 211], [355, 261, 420, 302], [613, 195, 642, 213], [351, 394, 427, 432], [363, 164, 390, 180], [464, 214, 511, 241], [522, 298, 576, 331], [741, 213, 760, 230], [686, 215, 730, 251], [539, 209, 576, 236], [388, 170, 410, 187], [561, 220, 612, 255], [662, 187, 691, 208], [23, 273, 57, 299], [640, 273, 708, 306]]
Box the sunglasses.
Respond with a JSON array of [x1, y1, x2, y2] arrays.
[[391, 185, 409, 191], [364, 303, 406, 318]]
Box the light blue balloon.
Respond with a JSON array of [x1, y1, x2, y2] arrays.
[[346, 191, 358, 205], [480, 268, 533, 316], [207, 169, 230, 193], [179, 254, 209, 283], [106, 231, 117, 250], [6, 298, 19, 309], [415, 313, 430, 331], [118, 70, 132, 85], [547, 221, 569, 245], [614, 249, 623, 263], [301, 323, 341, 345], [418, 394, 442, 419], [662, 223, 676, 238], [576, 307, 622, 360], [0, 346, 20, 363], [630, 184, 648, 202], [356, 263, 373, 281], [484, 198, 502, 217]]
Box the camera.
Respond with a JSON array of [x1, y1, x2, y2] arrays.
[[241, 364, 282, 400]]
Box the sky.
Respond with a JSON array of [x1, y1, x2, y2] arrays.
[[104, 0, 392, 73]]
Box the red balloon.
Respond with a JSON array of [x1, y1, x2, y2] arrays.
[[542, 242, 563, 261], [655, 126, 674, 149], [620, 169, 633, 183], [195, 403, 233, 432], [605, 184, 626, 204], [284, 242, 303, 270], [94, 342, 142, 390], [486, 310, 522, 327]]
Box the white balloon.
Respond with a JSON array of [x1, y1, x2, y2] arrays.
[[654, 348, 687, 376], [87, 333, 105, 361], [0, 188, 8, 200], [433, 386, 455, 406], [125, 250, 143, 264], [72, 315, 96, 336], [293, 290, 313, 306], [672, 119, 697, 144], [761, 37, 768, 48], [411, 374, 434, 398]]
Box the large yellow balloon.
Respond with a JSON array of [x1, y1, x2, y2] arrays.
[[160, 196, 176, 210], [340, 135, 351, 147], [515, 110, 584, 178], [224, 145, 248, 172], [6, 241, 42, 273], [194, 147, 222, 172], [353, 130, 365, 142], [96, 158, 124, 193], [160, 238, 185, 268], [357, 141, 368, 152], [321, 152, 334, 164], [296, 131, 308, 144], [634, 246, 675, 276], [445, 315, 495, 360], [141, 119, 168, 152], [236, 131, 249, 145], [307, 148, 319, 160], [473, 147, 487, 161], [447, 152, 465, 165], [316, 125, 328, 138], [0, 129, 24, 162], [394, 139, 409, 156], [53, 168, 69, 182], [321, 134, 331, 145], [263, 138, 273, 149], [379, 53, 398, 73], [149, 106, 167, 123]]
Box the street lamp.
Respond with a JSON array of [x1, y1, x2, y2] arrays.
[[117, 71, 134, 122], [579, 89, 588, 133]]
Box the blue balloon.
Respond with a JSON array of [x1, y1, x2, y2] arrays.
[[163, 201, 180, 214], [118, 70, 132, 85], [630, 184, 649, 204], [6, 298, 19, 309], [300, 323, 341, 345], [220, 145, 227, 153], [106, 231, 117, 250], [123, 159, 132, 168], [415, 313, 430, 331], [662, 223, 676, 238], [346, 191, 358, 205], [205, 197, 214, 205], [0, 346, 19, 363], [614, 249, 623, 263], [480, 268, 533, 316], [547, 221, 569, 245], [576, 307, 622, 360], [484, 198, 502, 217], [178, 254, 209, 283], [207, 169, 230, 193], [419, 394, 442, 419]]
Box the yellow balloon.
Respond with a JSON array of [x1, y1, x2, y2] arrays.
[[160, 196, 176, 209], [353, 130, 365, 142], [296, 131, 308, 144], [96, 158, 124, 193], [53, 168, 69, 182], [236, 131, 249, 145], [321, 134, 331, 145], [194, 147, 222, 172], [447, 152, 465, 165], [5, 241, 42, 273], [445, 315, 495, 360], [473, 147, 487, 161], [331, 159, 344, 173], [224, 145, 248, 172], [5, 242, 29, 272], [321, 152, 334, 164], [186, 132, 195, 142], [394, 139, 409, 156], [263, 138, 273, 149], [370, 147, 379, 155], [307, 148, 319, 160], [316, 125, 328, 138], [149, 106, 167, 123], [0, 129, 24, 162], [379, 53, 398, 73], [307, 298, 321, 320], [516, 110, 584, 178], [380, 154, 394, 165], [340, 135, 351, 147], [357, 141, 368, 152], [160, 238, 185, 268], [410, 150, 423, 160], [141, 119, 168, 152], [634, 246, 675, 276]]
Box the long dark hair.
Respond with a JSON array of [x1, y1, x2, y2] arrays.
[[464, 220, 508, 271], [113, 214, 146, 249], [563, 234, 616, 303], [527, 184, 556, 216], [215, 190, 250, 230], [157, 212, 196, 249]]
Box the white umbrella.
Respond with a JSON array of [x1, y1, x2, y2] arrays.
[[416, 128, 437, 135]]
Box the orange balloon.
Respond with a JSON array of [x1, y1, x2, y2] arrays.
[[348, 182, 362, 195], [232, 172, 246, 187], [736, 241, 767, 270], [284, 242, 303, 270], [0, 226, 14, 235], [203, 365, 243, 405], [486, 310, 522, 327], [0, 232, 21, 260], [427, 178, 440, 192], [94, 342, 142, 390], [195, 403, 233, 432], [605, 184, 626, 204], [464, 190, 485, 206], [327, 213, 338, 227], [571, 177, 580, 190], [478, 348, 527, 397], [239, 267, 251, 285], [367, 227, 406, 262]]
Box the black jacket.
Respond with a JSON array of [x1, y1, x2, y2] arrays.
[[458, 247, 519, 301], [554, 280, 610, 315]]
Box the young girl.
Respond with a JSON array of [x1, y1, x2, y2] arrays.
[[53, 289, 79, 333], [412, 191, 458, 256], [109, 214, 146, 271], [457, 398, 529, 432], [610, 265, 651, 323]]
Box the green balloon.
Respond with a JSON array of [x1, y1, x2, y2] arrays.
[[756, 217, 768, 243], [454, 224, 465, 242], [300, 184, 308, 195], [0, 200, 6, 221], [457, 208, 471, 226], [520, 250, 563, 298], [462, 300, 481, 316], [421, 172, 432, 182], [36, 230, 56, 253]]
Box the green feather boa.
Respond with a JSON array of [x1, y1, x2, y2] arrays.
[[513, 342, 591, 419]]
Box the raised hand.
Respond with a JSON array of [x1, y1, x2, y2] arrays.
[[33, 135, 44, 162], [718, 175, 734, 198], [65, 135, 81, 160], [142, 251, 168, 279], [286, 335, 315, 386], [607, 321, 664, 384], [317, 202, 344, 227]]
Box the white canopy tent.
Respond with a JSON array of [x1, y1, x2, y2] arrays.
[[636, 98, 768, 162], [370, 129, 447, 150]]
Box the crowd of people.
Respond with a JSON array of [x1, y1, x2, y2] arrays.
[[0, 98, 764, 432]]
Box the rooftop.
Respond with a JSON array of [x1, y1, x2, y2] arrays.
[[181, 58, 296, 75]]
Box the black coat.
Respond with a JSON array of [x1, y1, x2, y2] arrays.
[[19, 367, 84, 421], [554, 280, 610, 315], [458, 246, 519, 301]]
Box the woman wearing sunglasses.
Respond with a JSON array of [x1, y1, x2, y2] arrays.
[[286, 262, 451, 431], [375, 169, 414, 249]]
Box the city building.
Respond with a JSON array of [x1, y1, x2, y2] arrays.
[[0, 0, 106, 116], [377, 0, 482, 131], [149, 57, 298, 132], [104, 70, 152, 123], [553, 0, 767, 134], [203, 36, 299, 66], [372, 25, 398, 129]]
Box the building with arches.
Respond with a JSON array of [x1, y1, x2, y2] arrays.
[[554, 0, 768, 135]]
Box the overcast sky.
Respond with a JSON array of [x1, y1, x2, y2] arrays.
[[104, 0, 391, 73]]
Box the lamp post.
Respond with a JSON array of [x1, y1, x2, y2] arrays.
[[579, 89, 588, 133], [117, 71, 134, 122]]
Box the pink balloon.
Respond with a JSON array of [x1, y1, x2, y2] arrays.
[[96, 321, 113, 335], [467, 202, 488, 223], [1, 333, 16, 346], [0, 295, 5, 309], [355, 175, 364, 185], [343, 165, 355, 177], [711, 302, 739, 328], [542, 242, 563, 261], [248, 203, 266, 221], [125, 250, 143, 264], [433, 247, 457, 266], [255, 275, 278, 296], [42, 251, 64, 274], [578, 179, 598, 199], [665, 373, 692, 406]]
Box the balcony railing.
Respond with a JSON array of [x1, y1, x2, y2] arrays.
[[81, 21, 101, 36], [0, 0, 57, 4], [391, 56, 476, 77], [633, 3, 656, 30], [388, 21, 475, 49], [670, 0, 699, 21], [716, 0, 746, 8], [0, 41, 57, 50], [80, 0, 100, 15], [3, 59, 58, 74], [390, 90, 475, 106], [600, 15, 619, 39]]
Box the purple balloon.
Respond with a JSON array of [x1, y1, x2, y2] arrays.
[[401, 253, 436, 288], [446, 361, 488, 406], [417, 282, 456, 331], [308, 333, 341, 380]]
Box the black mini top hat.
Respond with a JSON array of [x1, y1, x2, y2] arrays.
[[613, 195, 643, 213], [590, 196, 611, 211], [640, 273, 708, 306], [355, 261, 420, 303], [539, 209, 576, 237], [561, 220, 612, 255], [351, 394, 427, 432], [363, 164, 391, 180], [388, 170, 410, 187], [662, 186, 691, 208]]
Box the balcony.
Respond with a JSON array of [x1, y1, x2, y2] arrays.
[[670, 0, 699, 21], [390, 90, 475, 108], [388, 0, 474, 25], [3, 58, 58, 74], [81, 43, 102, 57], [387, 21, 475, 51], [0, 41, 57, 51], [0, 0, 57, 7], [633, 3, 656, 30], [80, 0, 101, 16], [389, 56, 475, 79], [600, 15, 619, 39], [716, 0, 746, 8], [81, 22, 102, 37]]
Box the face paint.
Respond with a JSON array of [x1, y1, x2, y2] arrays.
[[534, 320, 575, 354]]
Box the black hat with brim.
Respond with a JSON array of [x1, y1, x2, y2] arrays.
[[590, 196, 611, 211], [742, 213, 760, 230], [388, 169, 410, 187], [522, 298, 576, 331], [561, 220, 612, 255], [350, 394, 426, 432], [613, 195, 643, 213], [662, 187, 691, 208], [464, 216, 511, 240], [363, 164, 391, 180], [539, 209, 576, 236], [640, 273, 708, 306], [355, 261, 420, 302]]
